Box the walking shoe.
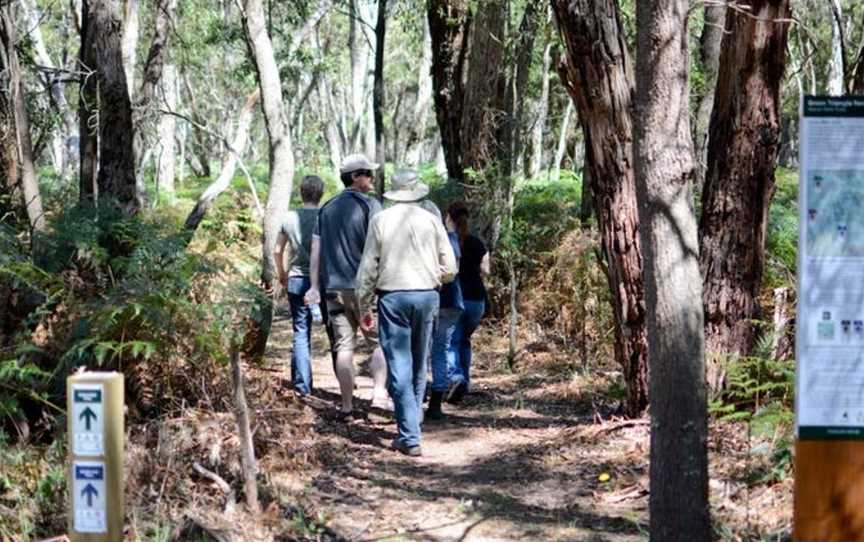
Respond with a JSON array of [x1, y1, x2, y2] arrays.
[[391, 439, 422, 457], [445, 380, 467, 404], [426, 390, 445, 421]]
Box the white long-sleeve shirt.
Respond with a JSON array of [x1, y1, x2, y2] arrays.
[[356, 202, 457, 314]]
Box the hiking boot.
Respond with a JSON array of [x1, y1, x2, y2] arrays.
[[445, 381, 467, 404], [391, 439, 422, 457], [426, 390, 445, 421]]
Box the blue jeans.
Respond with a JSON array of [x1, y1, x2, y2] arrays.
[[431, 308, 462, 392], [378, 290, 439, 448], [450, 299, 484, 388], [287, 276, 313, 395]]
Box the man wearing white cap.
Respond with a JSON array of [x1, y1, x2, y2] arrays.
[[356, 170, 457, 456], [305, 153, 388, 418]]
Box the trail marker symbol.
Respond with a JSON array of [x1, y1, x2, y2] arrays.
[[72, 461, 106, 533], [71, 384, 104, 456]]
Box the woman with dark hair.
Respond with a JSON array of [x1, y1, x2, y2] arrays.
[[426, 206, 464, 420], [446, 202, 490, 403]]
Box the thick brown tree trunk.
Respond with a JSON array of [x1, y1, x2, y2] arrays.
[[373, 0, 387, 199], [634, 0, 710, 538], [461, 0, 506, 173], [80, 0, 138, 213], [552, 0, 648, 417], [428, 0, 471, 182], [698, 0, 791, 391]]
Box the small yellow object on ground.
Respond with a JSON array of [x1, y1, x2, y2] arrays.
[[598, 472, 611, 483]]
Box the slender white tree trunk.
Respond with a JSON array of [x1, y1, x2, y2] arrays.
[[2, 6, 45, 233], [121, 0, 139, 100], [827, 0, 844, 95], [553, 101, 573, 179], [156, 63, 177, 197], [405, 18, 434, 167], [243, 0, 296, 359], [184, 90, 260, 232], [529, 42, 553, 177]]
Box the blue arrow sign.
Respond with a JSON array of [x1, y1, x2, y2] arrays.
[[79, 406, 97, 431], [81, 483, 98, 507]]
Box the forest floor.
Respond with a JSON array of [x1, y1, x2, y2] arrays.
[[208, 312, 790, 542], [8, 312, 790, 540], [262, 314, 647, 541]]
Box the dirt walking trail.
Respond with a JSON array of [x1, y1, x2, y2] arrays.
[[266, 313, 648, 542]]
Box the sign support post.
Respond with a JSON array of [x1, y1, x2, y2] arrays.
[[795, 96, 864, 540], [67, 372, 124, 542]]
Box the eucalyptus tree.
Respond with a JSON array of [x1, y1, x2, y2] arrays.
[[552, 0, 648, 416], [699, 0, 792, 389], [634, 0, 710, 536], [79, 0, 137, 213], [1, 1, 45, 233], [241, 0, 296, 359]]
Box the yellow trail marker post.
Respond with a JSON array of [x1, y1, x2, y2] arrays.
[[67, 372, 124, 542]]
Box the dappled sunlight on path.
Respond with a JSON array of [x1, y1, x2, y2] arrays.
[[265, 314, 648, 541]]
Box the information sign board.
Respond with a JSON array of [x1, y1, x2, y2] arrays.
[[797, 96, 864, 439]]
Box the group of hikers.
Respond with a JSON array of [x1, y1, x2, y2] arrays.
[[274, 154, 490, 457]]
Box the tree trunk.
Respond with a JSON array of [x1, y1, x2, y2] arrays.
[[2, 5, 46, 234], [79, 0, 98, 202], [121, 0, 139, 100], [21, 0, 75, 178], [229, 344, 259, 513], [156, 63, 177, 197], [461, 0, 506, 173], [553, 0, 648, 417], [373, 0, 387, 199], [553, 100, 573, 179], [182, 76, 212, 178], [827, 0, 845, 96], [137, 0, 176, 110], [404, 18, 434, 167], [242, 0, 296, 361], [529, 41, 552, 178], [82, 0, 138, 213], [428, 0, 470, 182], [692, 3, 725, 188], [698, 0, 791, 390], [634, 0, 710, 537]]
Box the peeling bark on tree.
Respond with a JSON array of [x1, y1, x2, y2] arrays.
[[428, 0, 471, 182], [699, 0, 791, 391], [79, 0, 138, 213], [634, 0, 710, 537], [552, 0, 648, 416]]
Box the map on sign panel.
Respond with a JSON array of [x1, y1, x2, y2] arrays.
[[806, 170, 864, 258], [71, 384, 104, 456]]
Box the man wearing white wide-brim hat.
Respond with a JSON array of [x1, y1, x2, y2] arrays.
[[356, 170, 458, 457]]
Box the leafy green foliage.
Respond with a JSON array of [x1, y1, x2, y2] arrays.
[[765, 168, 798, 287]]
